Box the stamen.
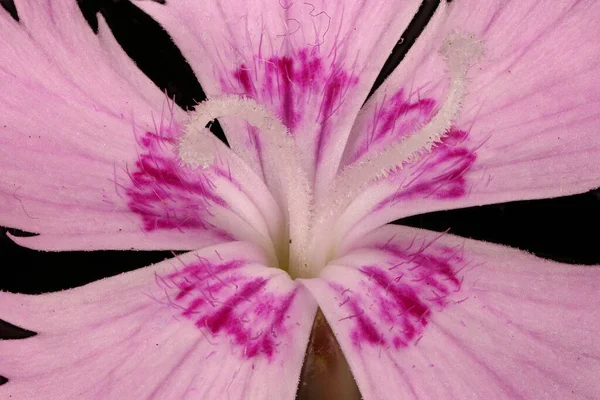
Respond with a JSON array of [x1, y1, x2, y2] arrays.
[[310, 33, 484, 273], [178, 96, 313, 276]]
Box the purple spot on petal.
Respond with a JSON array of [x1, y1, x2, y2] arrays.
[[124, 130, 233, 238], [233, 65, 256, 97], [276, 57, 296, 128], [333, 238, 466, 349], [374, 127, 477, 209], [315, 68, 358, 165], [156, 258, 298, 360], [351, 89, 436, 163], [222, 48, 358, 166], [351, 307, 384, 346], [347, 88, 477, 204]]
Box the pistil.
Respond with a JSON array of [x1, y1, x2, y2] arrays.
[[306, 33, 484, 276]]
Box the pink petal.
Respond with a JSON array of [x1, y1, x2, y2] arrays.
[[340, 0, 600, 242], [0, 2, 281, 253], [301, 225, 600, 399], [132, 0, 423, 195], [0, 242, 316, 399]]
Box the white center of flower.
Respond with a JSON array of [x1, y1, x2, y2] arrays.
[[178, 33, 483, 279]]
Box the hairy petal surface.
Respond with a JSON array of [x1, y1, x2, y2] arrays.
[[0, 242, 316, 399], [133, 0, 422, 195], [339, 0, 600, 245], [301, 225, 600, 400], [0, 1, 280, 253]]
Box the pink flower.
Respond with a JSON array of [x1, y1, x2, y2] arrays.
[[1, 0, 599, 399]]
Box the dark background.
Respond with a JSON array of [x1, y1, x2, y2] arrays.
[[1, 0, 599, 296]]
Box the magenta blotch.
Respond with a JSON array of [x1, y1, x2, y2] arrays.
[[223, 48, 358, 164], [350, 89, 436, 163], [344, 88, 476, 203], [374, 128, 476, 209], [333, 238, 464, 349], [157, 258, 299, 360], [125, 130, 233, 236]]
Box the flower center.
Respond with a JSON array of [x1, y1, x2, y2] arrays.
[[178, 96, 314, 275], [178, 33, 483, 279]]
